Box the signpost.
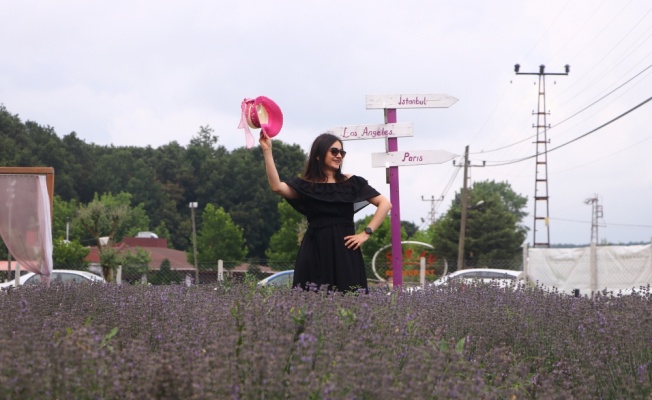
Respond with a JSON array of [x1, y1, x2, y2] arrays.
[[371, 150, 457, 168], [328, 122, 413, 141], [332, 93, 458, 289], [366, 94, 459, 109]]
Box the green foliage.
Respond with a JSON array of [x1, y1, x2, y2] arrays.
[[0, 240, 7, 260], [401, 220, 419, 238], [98, 247, 122, 282], [52, 195, 84, 241], [472, 180, 528, 223], [265, 201, 306, 268], [192, 204, 247, 268], [432, 180, 528, 268], [0, 105, 309, 260], [99, 245, 151, 282], [75, 192, 150, 246], [355, 215, 407, 263], [409, 223, 436, 243], [149, 259, 182, 285], [121, 247, 152, 276], [52, 239, 90, 270]]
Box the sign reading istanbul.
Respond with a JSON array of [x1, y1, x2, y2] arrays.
[[366, 93, 459, 109], [371, 150, 458, 167], [329, 122, 413, 141]]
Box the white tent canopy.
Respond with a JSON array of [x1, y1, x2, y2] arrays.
[[525, 243, 652, 294]]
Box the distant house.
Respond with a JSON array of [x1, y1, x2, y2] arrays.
[[86, 236, 196, 272], [85, 236, 278, 282]]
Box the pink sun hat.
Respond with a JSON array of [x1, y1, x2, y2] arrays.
[[238, 96, 284, 148]]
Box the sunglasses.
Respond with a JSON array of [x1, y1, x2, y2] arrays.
[[329, 147, 347, 158]]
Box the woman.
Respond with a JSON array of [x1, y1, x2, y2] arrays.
[[260, 132, 391, 292]]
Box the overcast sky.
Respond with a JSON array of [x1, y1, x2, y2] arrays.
[[2, 0, 651, 246]]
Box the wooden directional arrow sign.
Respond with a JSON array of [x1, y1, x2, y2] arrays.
[[366, 94, 458, 109], [329, 122, 413, 141], [371, 150, 458, 168]]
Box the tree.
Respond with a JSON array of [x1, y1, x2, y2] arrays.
[[472, 180, 528, 221], [52, 239, 90, 270], [99, 246, 122, 283], [52, 195, 85, 242], [149, 259, 182, 285], [265, 201, 306, 268], [122, 247, 152, 277], [401, 221, 419, 238], [432, 180, 528, 270], [75, 192, 150, 246], [192, 204, 247, 269], [409, 222, 436, 243], [0, 105, 316, 261], [76, 193, 151, 281], [211, 141, 306, 259]]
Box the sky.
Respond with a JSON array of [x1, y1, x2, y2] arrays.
[[1, 0, 651, 246]]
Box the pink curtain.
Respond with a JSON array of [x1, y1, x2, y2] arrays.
[[0, 175, 53, 283]]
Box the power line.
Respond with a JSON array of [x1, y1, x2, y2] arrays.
[[550, 217, 652, 229], [475, 63, 652, 156], [552, 136, 652, 174], [482, 96, 652, 167], [552, 63, 652, 129]]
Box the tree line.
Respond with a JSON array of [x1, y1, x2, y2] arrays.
[[0, 104, 306, 259], [0, 104, 530, 272]]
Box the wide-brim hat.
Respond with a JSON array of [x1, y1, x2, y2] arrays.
[[238, 96, 284, 148]]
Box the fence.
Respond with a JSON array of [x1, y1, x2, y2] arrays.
[[1, 257, 525, 287]]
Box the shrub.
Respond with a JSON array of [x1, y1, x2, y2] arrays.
[[0, 281, 650, 398]]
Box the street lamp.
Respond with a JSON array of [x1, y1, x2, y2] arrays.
[[189, 202, 198, 284]]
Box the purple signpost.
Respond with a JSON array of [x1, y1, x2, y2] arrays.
[[384, 108, 403, 287], [331, 93, 458, 288]]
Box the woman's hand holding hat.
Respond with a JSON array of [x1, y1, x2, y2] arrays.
[[238, 96, 283, 149], [259, 131, 272, 152]]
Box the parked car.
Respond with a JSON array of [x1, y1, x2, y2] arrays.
[[257, 270, 294, 287], [431, 268, 524, 289], [0, 269, 106, 290]]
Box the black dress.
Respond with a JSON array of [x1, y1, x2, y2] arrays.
[[285, 176, 380, 292]]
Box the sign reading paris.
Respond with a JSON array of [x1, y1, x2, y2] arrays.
[[366, 94, 458, 109], [371, 150, 458, 168]]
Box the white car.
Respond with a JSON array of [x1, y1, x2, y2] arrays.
[[431, 268, 524, 289], [257, 270, 294, 287], [0, 269, 105, 290]]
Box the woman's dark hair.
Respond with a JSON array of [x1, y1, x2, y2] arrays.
[[302, 133, 347, 183]]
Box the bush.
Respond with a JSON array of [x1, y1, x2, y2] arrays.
[[0, 282, 650, 398]]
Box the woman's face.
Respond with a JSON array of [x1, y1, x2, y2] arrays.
[[323, 140, 345, 172]]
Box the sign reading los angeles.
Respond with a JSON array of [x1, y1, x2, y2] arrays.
[[366, 94, 458, 109], [329, 122, 413, 141]]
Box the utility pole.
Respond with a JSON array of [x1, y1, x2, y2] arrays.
[[584, 194, 603, 296], [421, 195, 442, 225], [454, 146, 485, 271], [189, 202, 199, 284], [457, 146, 470, 271], [514, 64, 569, 248], [584, 195, 603, 245]]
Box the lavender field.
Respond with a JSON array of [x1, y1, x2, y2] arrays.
[[1, 280, 651, 399]]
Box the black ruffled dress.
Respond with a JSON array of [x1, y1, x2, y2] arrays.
[[285, 176, 380, 292]]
